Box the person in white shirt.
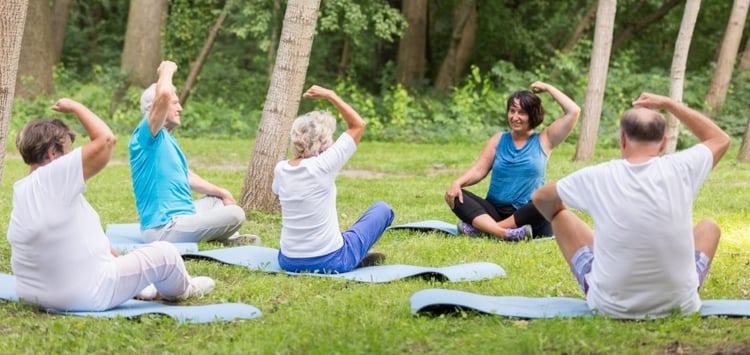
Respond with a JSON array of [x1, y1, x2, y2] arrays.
[[532, 92, 730, 319], [272, 85, 395, 273], [7, 99, 214, 311]]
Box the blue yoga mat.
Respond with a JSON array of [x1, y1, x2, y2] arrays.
[[106, 223, 199, 255], [388, 219, 555, 241], [183, 246, 506, 283], [410, 288, 750, 318], [0, 273, 261, 323]]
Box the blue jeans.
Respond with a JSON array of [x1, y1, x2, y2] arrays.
[[278, 201, 395, 273]]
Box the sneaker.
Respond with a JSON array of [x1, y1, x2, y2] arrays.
[[135, 284, 158, 300], [504, 224, 533, 241], [224, 234, 262, 246], [356, 252, 386, 268], [456, 221, 482, 236], [166, 276, 216, 301]]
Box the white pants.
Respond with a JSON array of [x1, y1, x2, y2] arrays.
[[141, 196, 245, 243], [106, 241, 191, 309]]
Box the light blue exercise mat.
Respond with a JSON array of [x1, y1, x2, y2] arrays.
[[388, 219, 555, 241], [183, 246, 507, 283], [0, 273, 261, 323], [106, 223, 199, 255], [410, 288, 750, 318]]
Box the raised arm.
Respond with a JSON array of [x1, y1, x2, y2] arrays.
[[147, 61, 178, 136], [188, 170, 237, 206], [632, 93, 730, 167], [444, 133, 500, 209], [533, 81, 581, 152], [51, 99, 116, 181], [302, 85, 366, 144]]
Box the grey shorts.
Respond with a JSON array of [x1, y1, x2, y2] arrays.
[[570, 245, 710, 294]]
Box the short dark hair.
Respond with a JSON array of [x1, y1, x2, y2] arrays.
[[619, 108, 666, 143], [16, 118, 76, 165], [507, 90, 545, 129]]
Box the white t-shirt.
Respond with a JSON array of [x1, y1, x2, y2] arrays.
[[557, 144, 713, 319], [272, 133, 357, 258], [7, 148, 117, 311]]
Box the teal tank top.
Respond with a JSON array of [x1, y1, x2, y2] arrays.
[[486, 132, 548, 209]]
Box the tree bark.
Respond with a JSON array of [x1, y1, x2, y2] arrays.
[[574, 0, 617, 162], [179, 0, 234, 106], [705, 0, 750, 116], [0, 0, 29, 185], [611, 0, 682, 52], [240, 0, 321, 213], [739, 34, 750, 72], [396, 0, 428, 86], [50, 0, 73, 64], [434, 0, 476, 90], [267, 0, 281, 78], [665, 0, 701, 154], [560, 0, 599, 53], [121, 0, 168, 88], [15, 0, 54, 98]]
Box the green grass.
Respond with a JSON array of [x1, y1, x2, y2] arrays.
[[2, 136, 750, 354]]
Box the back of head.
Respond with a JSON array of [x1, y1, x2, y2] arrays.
[[507, 90, 545, 129], [290, 110, 337, 159], [620, 108, 666, 143], [16, 118, 76, 165]]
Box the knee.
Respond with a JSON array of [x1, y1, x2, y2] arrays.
[[696, 219, 721, 239], [228, 205, 246, 225]]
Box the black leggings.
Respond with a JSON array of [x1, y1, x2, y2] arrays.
[[450, 189, 552, 237]]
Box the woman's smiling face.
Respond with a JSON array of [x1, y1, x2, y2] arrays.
[[507, 98, 530, 131]]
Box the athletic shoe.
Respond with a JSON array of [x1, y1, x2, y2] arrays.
[[456, 221, 482, 236], [135, 284, 158, 300], [356, 253, 386, 268], [505, 224, 533, 241], [224, 234, 262, 246], [163, 276, 215, 301]]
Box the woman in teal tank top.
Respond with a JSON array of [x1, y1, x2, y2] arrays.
[[444, 81, 580, 241]]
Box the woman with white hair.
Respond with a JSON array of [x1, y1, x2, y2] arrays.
[[272, 85, 395, 273]]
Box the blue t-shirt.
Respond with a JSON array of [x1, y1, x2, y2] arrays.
[[485, 132, 548, 209], [129, 117, 195, 229]]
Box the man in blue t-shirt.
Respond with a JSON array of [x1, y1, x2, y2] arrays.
[[129, 61, 255, 244]]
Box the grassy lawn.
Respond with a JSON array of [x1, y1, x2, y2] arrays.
[[1, 136, 750, 354]]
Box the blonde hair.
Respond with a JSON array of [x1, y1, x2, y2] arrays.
[[290, 110, 336, 159]]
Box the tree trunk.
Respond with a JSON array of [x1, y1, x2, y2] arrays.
[[705, 0, 750, 116], [611, 0, 682, 52], [396, 0, 428, 86], [739, 34, 750, 72], [665, 0, 701, 154], [574, 0, 617, 162], [15, 0, 54, 98], [737, 110, 750, 162], [121, 0, 167, 88], [50, 0, 72, 64], [240, 0, 321, 213], [0, 0, 29, 185], [434, 0, 476, 90], [338, 36, 351, 79], [560, 0, 599, 53], [267, 0, 281, 78], [179, 0, 234, 106]]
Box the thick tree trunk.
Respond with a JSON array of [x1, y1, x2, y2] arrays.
[[0, 0, 29, 185], [240, 0, 321, 213], [665, 0, 701, 154], [396, 0, 428, 86], [50, 0, 72, 64], [121, 0, 167, 88], [574, 0, 617, 162], [179, 0, 233, 106], [560, 0, 599, 53], [434, 0, 476, 90], [705, 0, 749, 116], [15, 0, 54, 98], [611, 0, 681, 52]]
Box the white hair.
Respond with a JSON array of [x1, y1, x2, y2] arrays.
[[290, 110, 336, 159], [140, 83, 176, 114]]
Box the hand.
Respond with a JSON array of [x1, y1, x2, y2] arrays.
[[444, 184, 464, 209], [157, 60, 178, 75], [110, 247, 120, 257], [530, 81, 548, 94], [218, 188, 237, 206], [302, 85, 334, 100], [632, 92, 671, 110], [51, 98, 79, 113]]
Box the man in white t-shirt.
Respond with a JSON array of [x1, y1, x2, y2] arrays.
[[532, 92, 730, 319], [7, 98, 214, 311]]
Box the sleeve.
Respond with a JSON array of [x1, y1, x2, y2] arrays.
[[556, 164, 601, 213], [133, 116, 162, 147], [668, 144, 714, 196], [314, 133, 357, 175]]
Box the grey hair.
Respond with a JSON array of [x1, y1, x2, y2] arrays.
[[140, 83, 176, 114], [290, 110, 336, 159]]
